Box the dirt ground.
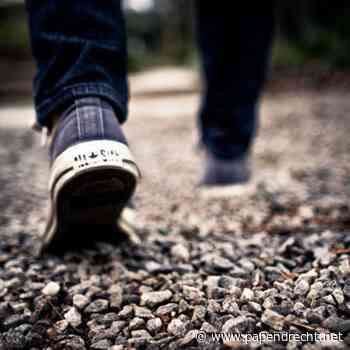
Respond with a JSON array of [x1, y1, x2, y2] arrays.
[[0, 70, 350, 349]]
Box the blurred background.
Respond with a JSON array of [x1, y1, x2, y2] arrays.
[[1, 0, 350, 102]]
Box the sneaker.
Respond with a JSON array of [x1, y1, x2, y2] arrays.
[[200, 151, 250, 186], [41, 97, 140, 253]]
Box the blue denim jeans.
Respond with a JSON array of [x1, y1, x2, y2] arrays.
[[26, 1, 274, 160]]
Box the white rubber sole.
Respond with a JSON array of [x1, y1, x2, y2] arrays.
[[41, 140, 140, 252]]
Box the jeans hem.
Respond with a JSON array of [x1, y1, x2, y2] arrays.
[[202, 140, 251, 161], [35, 82, 128, 128]]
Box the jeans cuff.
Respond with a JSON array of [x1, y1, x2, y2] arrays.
[[35, 82, 128, 128]]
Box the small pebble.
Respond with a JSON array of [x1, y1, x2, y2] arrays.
[[90, 339, 112, 349], [85, 299, 109, 314], [146, 317, 162, 334], [134, 305, 154, 319], [73, 294, 89, 310], [155, 303, 178, 316], [182, 286, 204, 303], [240, 288, 254, 302], [129, 317, 145, 330], [294, 279, 310, 296], [261, 310, 285, 331], [42, 282, 60, 296], [140, 290, 173, 307], [118, 305, 133, 319], [171, 244, 190, 262], [332, 288, 345, 305], [55, 320, 69, 333], [108, 284, 123, 309], [167, 318, 187, 337], [131, 329, 151, 339], [64, 307, 82, 327]]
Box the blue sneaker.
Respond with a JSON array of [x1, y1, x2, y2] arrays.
[[41, 97, 140, 253], [200, 151, 251, 186]]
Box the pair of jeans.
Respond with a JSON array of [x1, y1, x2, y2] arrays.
[[26, 1, 274, 160]]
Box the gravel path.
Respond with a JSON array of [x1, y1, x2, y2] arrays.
[[0, 82, 350, 349]]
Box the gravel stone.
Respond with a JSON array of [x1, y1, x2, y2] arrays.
[[323, 316, 350, 334], [219, 276, 244, 289], [54, 335, 86, 350], [339, 260, 350, 276], [146, 317, 162, 334], [0, 279, 7, 298], [192, 305, 206, 322], [118, 305, 133, 320], [179, 329, 199, 346], [5, 278, 21, 289], [333, 288, 345, 305], [239, 259, 255, 272], [247, 301, 262, 313], [323, 295, 336, 305], [131, 329, 151, 338], [222, 316, 253, 333], [171, 244, 190, 262], [73, 294, 89, 310], [110, 321, 127, 336], [167, 318, 187, 337], [296, 270, 318, 283], [201, 322, 217, 333], [129, 317, 145, 330], [85, 299, 109, 314], [99, 312, 119, 325], [208, 255, 234, 271], [343, 282, 350, 298], [205, 276, 220, 298], [108, 284, 123, 309], [14, 323, 32, 334], [55, 320, 69, 333], [294, 279, 310, 296], [222, 318, 236, 333], [134, 305, 154, 319], [307, 282, 324, 303], [306, 310, 324, 324], [182, 286, 204, 304], [110, 346, 124, 350], [222, 298, 240, 315], [261, 310, 285, 331], [178, 299, 190, 314], [42, 281, 60, 296], [64, 307, 82, 327], [240, 288, 254, 302], [155, 303, 178, 316], [140, 290, 173, 307], [90, 339, 112, 349], [3, 314, 30, 330], [293, 302, 305, 316], [207, 299, 221, 314], [11, 302, 28, 312]]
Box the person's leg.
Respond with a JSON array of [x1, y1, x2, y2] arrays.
[[26, 0, 128, 129], [26, 0, 139, 253], [195, 2, 275, 184]]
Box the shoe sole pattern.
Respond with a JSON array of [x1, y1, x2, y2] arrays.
[[42, 140, 139, 253]]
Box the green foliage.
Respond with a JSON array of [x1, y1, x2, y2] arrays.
[[0, 19, 29, 50], [2, 2, 350, 70], [273, 30, 350, 69], [272, 40, 308, 69], [298, 27, 350, 68], [275, 1, 350, 68]]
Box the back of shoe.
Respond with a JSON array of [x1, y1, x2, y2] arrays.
[[43, 97, 140, 253]]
